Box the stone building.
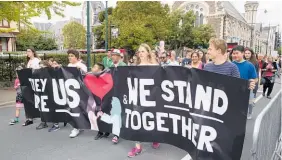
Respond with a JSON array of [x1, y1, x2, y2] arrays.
[[172, 1, 260, 49], [33, 18, 81, 50]]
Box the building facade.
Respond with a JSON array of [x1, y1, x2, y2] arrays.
[[0, 20, 19, 52], [34, 18, 81, 50], [172, 1, 263, 50]]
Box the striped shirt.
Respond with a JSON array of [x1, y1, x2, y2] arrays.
[[204, 61, 240, 78]]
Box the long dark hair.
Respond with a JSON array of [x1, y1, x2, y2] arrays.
[[244, 47, 257, 65], [27, 47, 38, 61]]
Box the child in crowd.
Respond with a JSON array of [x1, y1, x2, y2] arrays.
[[9, 66, 24, 125], [90, 63, 111, 140]]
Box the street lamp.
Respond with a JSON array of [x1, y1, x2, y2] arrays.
[[86, 1, 91, 71], [265, 10, 271, 55], [250, 6, 257, 48], [105, 1, 108, 51]]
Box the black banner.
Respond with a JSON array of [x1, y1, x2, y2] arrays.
[[18, 66, 250, 160]]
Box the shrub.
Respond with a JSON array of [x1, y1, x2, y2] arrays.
[[0, 53, 107, 83]]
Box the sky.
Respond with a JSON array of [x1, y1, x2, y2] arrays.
[[31, 0, 282, 29]]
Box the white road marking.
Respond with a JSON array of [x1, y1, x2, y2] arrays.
[[181, 153, 192, 160], [254, 94, 263, 104], [0, 101, 14, 107]]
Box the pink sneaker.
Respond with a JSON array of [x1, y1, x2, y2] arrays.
[[152, 142, 160, 149], [112, 136, 119, 144], [128, 147, 142, 158]]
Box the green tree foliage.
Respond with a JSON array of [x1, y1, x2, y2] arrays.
[[192, 24, 215, 48], [62, 21, 86, 49], [93, 25, 105, 49], [0, 1, 80, 26], [93, 2, 215, 50], [98, 7, 113, 23], [111, 2, 170, 50], [93, 7, 114, 49], [16, 28, 57, 51], [166, 11, 214, 49], [278, 47, 281, 55]]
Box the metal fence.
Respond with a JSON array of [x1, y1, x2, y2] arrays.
[[251, 90, 282, 160]]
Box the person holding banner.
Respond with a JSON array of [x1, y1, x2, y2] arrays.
[[67, 49, 87, 138], [128, 43, 160, 158], [204, 38, 240, 78], [23, 48, 41, 127], [205, 38, 256, 91], [232, 45, 258, 119]]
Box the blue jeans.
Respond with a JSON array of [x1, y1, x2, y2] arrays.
[[248, 91, 254, 115]]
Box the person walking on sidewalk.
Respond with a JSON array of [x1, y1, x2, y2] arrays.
[[261, 56, 277, 99], [244, 47, 259, 98], [9, 66, 24, 125]]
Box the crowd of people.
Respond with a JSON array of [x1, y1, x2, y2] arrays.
[[8, 37, 281, 158]]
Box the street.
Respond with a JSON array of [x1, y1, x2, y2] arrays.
[[0, 78, 281, 160]]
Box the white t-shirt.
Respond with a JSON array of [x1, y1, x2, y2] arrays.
[[68, 62, 87, 73], [27, 58, 41, 69], [168, 60, 180, 66]]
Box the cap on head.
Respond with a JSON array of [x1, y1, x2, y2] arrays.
[[112, 49, 121, 56]]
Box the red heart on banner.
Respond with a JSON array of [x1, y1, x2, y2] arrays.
[[84, 73, 113, 100]]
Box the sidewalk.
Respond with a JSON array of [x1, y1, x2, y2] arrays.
[[0, 89, 15, 106]]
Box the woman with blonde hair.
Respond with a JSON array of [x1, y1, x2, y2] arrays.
[[128, 43, 160, 158]]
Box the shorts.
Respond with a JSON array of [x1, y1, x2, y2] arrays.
[[16, 103, 24, 108]]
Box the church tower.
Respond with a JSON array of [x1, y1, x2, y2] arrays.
[[244, 1, 259, 25]]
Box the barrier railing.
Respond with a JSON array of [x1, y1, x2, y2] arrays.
[[251, 90, 282, 160]]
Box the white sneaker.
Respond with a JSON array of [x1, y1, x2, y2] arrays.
[[69, 128, 80, 138], [247, 114, 252, 120]]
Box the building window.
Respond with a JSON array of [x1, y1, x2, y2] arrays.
[[200, 14, 204, 25]]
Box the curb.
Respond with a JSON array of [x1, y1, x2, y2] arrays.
[[0, 101, 14, 107]]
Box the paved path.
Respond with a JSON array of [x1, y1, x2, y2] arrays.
[[0, 78, 281, 160], [0, 89, 15, 105]]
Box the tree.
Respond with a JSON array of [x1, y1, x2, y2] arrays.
[[111, 2, 171, 50], [62, 21, 86, 49], [192, 24, 215, 48], [16, 28, 57, 51], [93, 25, 105, 49], [278, 47, 282, 55], [166, 10, 196, 50], [166, 11, 215, 50], [98, 7, 113, 23], [0, 1, 80, 26]]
